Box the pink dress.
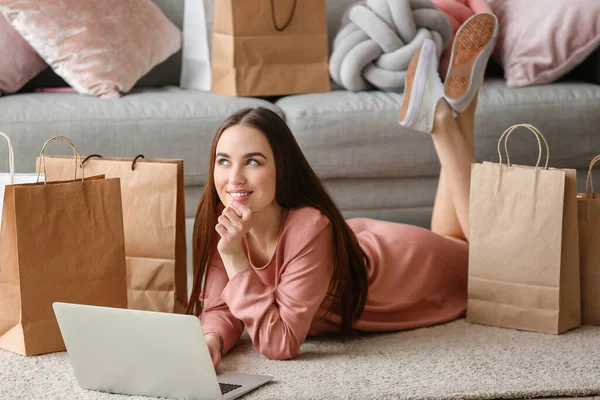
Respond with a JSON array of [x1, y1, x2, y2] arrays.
[[200, 207, 468, 360]]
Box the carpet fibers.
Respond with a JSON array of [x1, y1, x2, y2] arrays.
[[2, 319, 600, 400]]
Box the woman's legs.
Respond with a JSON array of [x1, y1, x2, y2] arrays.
[[429, 97, 476, 241], [429, 12, 498, 241]]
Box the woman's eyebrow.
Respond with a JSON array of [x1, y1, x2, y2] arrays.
[[215, 152, 267, 159], [244, 152, 267, 159]]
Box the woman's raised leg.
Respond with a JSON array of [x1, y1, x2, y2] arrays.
[[429, 99, 475, 241], [430, 95, 477, 241]]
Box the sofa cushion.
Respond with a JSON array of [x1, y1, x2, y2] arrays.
[[489, 0, 600, 88], [0, 0, 183, 98], [276, 89, 439, 179], [1, 87, 281, 185], [16, 0, 184, 91], [276, 79, 600, 180]]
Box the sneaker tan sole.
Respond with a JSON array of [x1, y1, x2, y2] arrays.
[[444, 13, 497, 99], [398, 46, 422, 123]]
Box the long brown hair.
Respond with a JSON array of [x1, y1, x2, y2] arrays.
[[186, 107, 368, 337]]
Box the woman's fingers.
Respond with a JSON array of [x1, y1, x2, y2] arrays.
[[206, 339, 221, 369], [218, 214, 236, 231], [211, 350, 221, 369], [215, 223, 227, 237], [231, 201, 252, 221], [222, 207, 242, 226], [217, 204, 253, 245]]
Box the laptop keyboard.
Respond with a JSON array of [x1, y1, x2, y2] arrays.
[[220, 382, 242, 394]]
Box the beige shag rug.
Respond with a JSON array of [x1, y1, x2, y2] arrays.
[[1, 319, 600, 400]]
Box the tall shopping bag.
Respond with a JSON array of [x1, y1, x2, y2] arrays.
[[578, 155, 600, 324], [42, 155, 187, 313], [467, 124, 580, 334], [0, 136, 127, 355]]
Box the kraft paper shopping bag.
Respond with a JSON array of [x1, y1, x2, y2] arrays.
[[211, 0, 330, 96], [0, 136, 127, 355], [42, 155, 187, 314], [577, 155, 600, 325], [468, 124, 580, 334]]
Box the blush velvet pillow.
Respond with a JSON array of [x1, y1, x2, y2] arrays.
[[489, 0, 600, 87], [0, 0, 182, 98], [0, 14, 46, 95]]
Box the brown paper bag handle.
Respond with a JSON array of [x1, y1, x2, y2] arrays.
[[585, 155, 600, 194], [0, 131, 15, 183], [82, 153, 145, 171], [82, 154, 103, 166], [270, 0, 297, 31], [37, 136, 84, 184], [497, 124, 549, 169]]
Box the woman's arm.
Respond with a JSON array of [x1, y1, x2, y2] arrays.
[[199, 262, 245, 356], [220, 219, 335, 360]]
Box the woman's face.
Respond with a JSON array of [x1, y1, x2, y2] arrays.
[[214, 124, 277, 213]]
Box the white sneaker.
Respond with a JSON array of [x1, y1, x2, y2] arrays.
[[444, 13, 499, 113], [398, 39, 445, 134]]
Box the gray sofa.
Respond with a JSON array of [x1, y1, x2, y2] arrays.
[[3, 0, 600, 234]]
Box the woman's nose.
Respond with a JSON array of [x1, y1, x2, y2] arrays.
[[228, 166, 246, 185]]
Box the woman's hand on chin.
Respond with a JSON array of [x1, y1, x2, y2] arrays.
[[216, 200, 253, 277]]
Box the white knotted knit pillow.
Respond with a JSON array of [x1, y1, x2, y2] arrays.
[[330, 0, 452, 92]]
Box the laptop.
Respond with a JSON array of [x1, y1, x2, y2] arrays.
[[52, 302, 274, 400]]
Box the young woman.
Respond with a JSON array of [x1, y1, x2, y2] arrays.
[[188, 13, 499, 368]]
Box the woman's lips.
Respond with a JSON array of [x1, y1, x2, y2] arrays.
[[228, 191, 252, 203]]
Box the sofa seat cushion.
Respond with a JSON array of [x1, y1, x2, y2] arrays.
[[276, 79, 600, 180], [0, 87, 281, 185]]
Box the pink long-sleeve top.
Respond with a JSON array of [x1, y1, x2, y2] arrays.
[[200, 206, 468, 360]]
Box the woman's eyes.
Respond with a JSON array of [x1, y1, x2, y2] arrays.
[[216, 158, 260, 166]]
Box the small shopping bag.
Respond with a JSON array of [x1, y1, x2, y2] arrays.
[[42, 155, 187, 313], [577, 155, 600, 325], [0, 132, 42, 230], [467, 124, 580, 334], [211, 0, 330, 96], [0, 136, 127, 356]]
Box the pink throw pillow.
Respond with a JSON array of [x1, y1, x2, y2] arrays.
[[0, 0, 182, 98], [489, 0, 600, 87], [429, 0, 493, 77], [0, 14, 46, 95]]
